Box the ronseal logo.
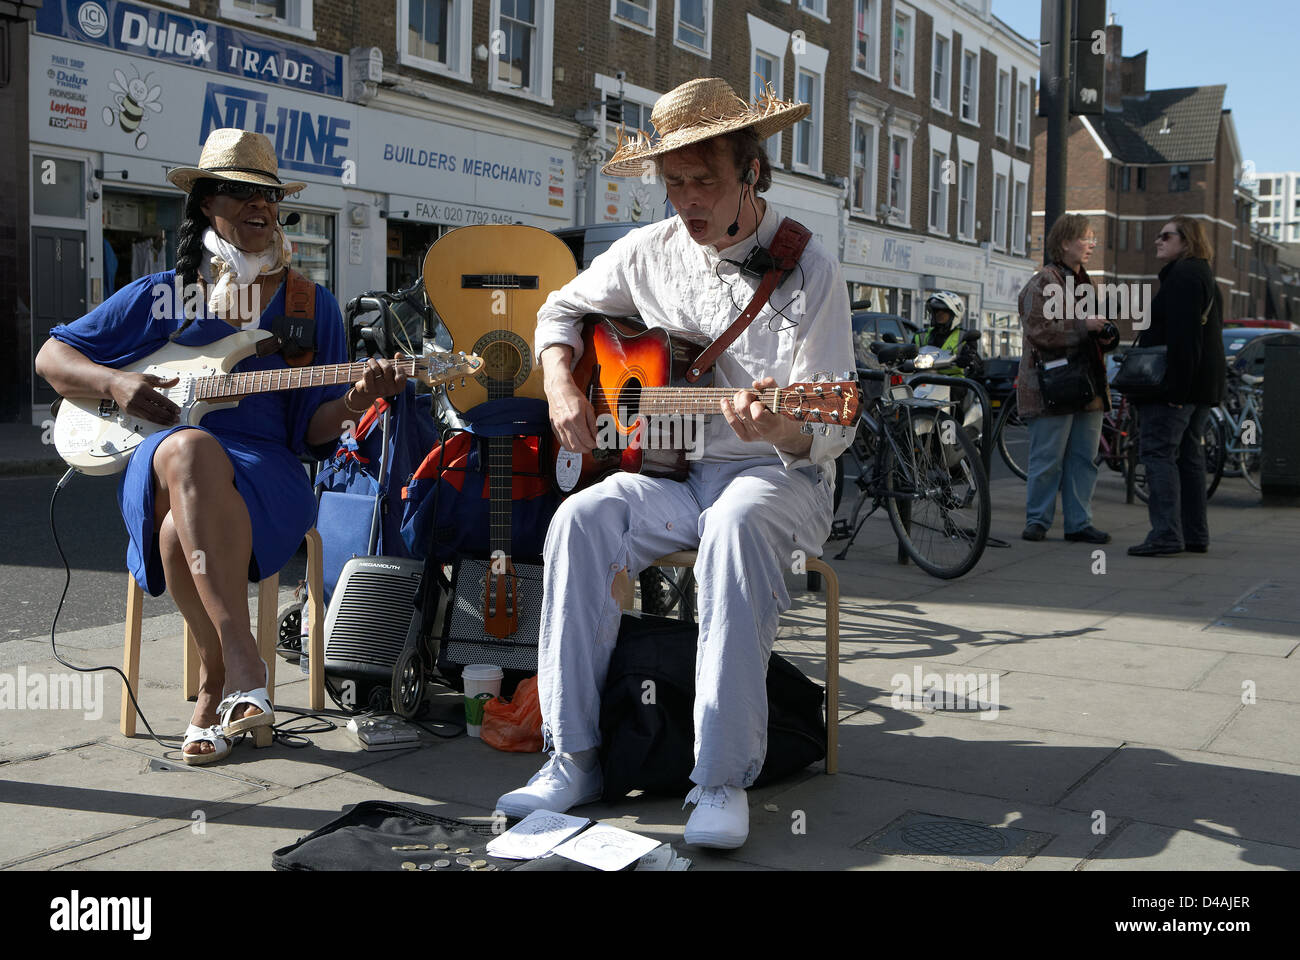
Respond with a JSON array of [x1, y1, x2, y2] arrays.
[[76, 2, 109, 38]]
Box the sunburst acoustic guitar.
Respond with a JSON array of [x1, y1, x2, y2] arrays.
[[422, 225, 577, 639]]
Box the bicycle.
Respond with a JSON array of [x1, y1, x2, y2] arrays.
[[1215, 373, 1264, 491], [992, 387, 1030, 480], [832, 341, 991, 579]]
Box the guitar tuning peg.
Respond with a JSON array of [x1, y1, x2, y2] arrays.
[[812, 370, 832, 383]]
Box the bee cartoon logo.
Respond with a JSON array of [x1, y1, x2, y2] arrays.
[[102, 66, 163, 151]]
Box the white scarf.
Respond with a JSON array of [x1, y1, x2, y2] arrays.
[[200, 226, 292, 324]]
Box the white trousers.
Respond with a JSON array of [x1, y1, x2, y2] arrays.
[[537, 457, 833, 788]]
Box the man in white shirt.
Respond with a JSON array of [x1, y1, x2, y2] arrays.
[[496, 78, 853, 849]]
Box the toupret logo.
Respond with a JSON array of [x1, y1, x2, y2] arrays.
[[76, 1, 109, 38], [49, 891, 151, 940]]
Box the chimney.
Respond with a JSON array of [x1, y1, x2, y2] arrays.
[[1104, 16, 1123, 110], [1121, 50, 1148, 97]]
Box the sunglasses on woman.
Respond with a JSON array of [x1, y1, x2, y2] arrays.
[[213, 181, 285, 204], [1157, 230, 1180, 241]]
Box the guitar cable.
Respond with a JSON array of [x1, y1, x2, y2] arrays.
[[46, 468, 339, 756], [715, 183, 806, 335]]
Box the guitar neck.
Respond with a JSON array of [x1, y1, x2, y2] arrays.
[[620, 387, 783, 417], [487, 378, 513, 559], [195, 358, 423, 401]]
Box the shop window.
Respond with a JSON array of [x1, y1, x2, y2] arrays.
[[283, 211, 334, 290], [101, 190, 182, 297], [32, 156, 85, 220]]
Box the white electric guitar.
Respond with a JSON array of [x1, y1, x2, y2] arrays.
[[52, 329, 482, 476]]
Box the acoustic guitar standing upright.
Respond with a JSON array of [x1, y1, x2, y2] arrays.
[[422, 225, 577, 640]]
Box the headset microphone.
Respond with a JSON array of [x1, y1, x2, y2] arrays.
[[278, 212, 301, 227], [726, 167, 758, 237]]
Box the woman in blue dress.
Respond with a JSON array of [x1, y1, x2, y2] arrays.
[[36, 129, 407, 764]]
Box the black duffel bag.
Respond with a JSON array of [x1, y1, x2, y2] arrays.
[[598, 612, 826, 801]]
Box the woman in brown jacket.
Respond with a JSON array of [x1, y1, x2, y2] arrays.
[[1017, 214, 1119, 542]]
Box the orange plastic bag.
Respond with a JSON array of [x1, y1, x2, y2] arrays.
[[481, 676, 544, 752]]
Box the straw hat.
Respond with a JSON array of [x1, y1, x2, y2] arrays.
[[602, 77, 809, 178], [166, 128, 307, 197]]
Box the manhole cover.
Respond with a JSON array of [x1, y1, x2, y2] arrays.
[[899, 820, 1008, 856], [857, 811, 1053, 867]]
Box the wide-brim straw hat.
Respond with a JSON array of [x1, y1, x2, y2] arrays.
[[166, 128, 307, 197], [602, 77, 810, 178]]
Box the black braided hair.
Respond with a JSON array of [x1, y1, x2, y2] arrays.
[[169, 179, 216, 340]]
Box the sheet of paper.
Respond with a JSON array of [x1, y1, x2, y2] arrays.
[[486, 810, 590, 860], [551, 823, 661, 872]]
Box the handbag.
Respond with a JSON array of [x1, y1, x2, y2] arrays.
[[1037, 352, 1096, 411], [1112, 295, 1213, 400]]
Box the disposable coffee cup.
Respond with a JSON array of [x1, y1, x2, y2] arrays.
[[463, 664, 504, 738]]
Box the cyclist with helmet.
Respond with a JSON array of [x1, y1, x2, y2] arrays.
[[914, 291, 983, 378]]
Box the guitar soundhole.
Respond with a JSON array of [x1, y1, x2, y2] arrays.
[[471, 331, 531, 389], [615, 378, 642, 426]]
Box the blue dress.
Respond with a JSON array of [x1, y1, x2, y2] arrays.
[[51, 271, 349, 597]]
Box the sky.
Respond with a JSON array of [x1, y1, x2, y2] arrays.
[[992, 0, 1296, 174]]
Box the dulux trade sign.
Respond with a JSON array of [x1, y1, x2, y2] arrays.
[[36, 0, 344, 98]]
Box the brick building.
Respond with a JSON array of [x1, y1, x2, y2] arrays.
[[1030, 18, 1253, 336], [14, 0, 1039, 422]]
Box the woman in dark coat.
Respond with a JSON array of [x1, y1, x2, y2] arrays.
[[1128, 216, 1227, 556]]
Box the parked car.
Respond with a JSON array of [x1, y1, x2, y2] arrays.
[[1223, 328, 1300, 378], [551, 221, 644, 269]]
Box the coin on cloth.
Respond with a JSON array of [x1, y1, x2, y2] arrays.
[[401, 861, 417, 871]]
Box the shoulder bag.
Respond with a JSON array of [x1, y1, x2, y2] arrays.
[[1112, 293, 1213, 400]]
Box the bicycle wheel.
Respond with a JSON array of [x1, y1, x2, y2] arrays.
[[994, 393, 1029, 480], [1204, 411, 1226, 501], [885, 411, 990, 579], [1241, 397, 1263, 491]]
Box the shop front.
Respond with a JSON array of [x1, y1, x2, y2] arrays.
[[843, 222, 1035, 350], [27, 0, 582, 417], [28, 0, 350, 414]]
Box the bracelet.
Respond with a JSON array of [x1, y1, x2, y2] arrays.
[[342, 388, 371, 415]]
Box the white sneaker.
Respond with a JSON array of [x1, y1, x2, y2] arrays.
[[495, 753, 603, 819], [682, 784, 749, 849]]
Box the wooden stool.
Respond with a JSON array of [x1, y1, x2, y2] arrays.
[[614, 550, 840, 774], [120, 528, 326, 748]]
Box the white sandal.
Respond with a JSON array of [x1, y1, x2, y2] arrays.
[[182, 723, 233, 766], [218, 660, 274, 737]]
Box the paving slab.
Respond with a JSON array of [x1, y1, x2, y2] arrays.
[[1192, 653, 1300, 704], [733, 771, 1110, 871], [1093, 614, 1298, 657], [0, 743, 264, 867], [834, 709, 1122, 806], [965, 634, 1227, 690], [1081, 820, 1300, 871], [1056, 745, 1300, 856], [1203, 701, 1300, 767], [980, 671, 1240, 749]]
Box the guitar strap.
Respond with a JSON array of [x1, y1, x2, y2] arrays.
[[257, 268, 318, 366], [685, 217, 812, 383]]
